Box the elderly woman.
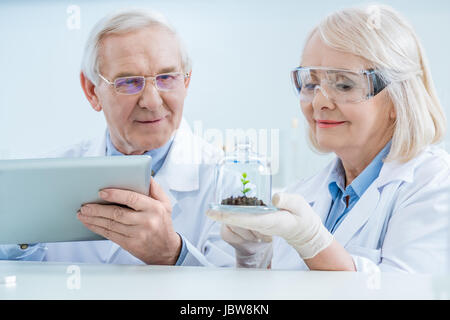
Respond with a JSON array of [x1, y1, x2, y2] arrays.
[[207, 4, 449, 273]]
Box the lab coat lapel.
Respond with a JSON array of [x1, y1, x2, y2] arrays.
[[332, 184, 380, 247], [84, 130, 107, 157], [310, 193, 333, 225], [301, 158, 339, 224], [153, 118, 200, 213], [331, 155, 418, 247]]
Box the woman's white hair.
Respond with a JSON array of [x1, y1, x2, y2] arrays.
[[80, 8, 192, 85], [304, 4, 446, 163]]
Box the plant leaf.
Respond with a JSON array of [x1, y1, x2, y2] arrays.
[[242, 180, 250, 185], [243, 188, 251, 194], [242, 172, 247, 179]]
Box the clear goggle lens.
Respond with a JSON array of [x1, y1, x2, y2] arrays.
[[291, 67, 386, 104]]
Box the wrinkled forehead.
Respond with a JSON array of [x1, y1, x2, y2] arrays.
[[97, 26, 183, 76], [300, 31, 371, 71]]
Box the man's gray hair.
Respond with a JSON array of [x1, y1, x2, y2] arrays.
[[81, 8, 192, 85]]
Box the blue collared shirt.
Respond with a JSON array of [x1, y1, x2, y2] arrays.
[[324, 141, 392, 234], [106, 130, 188, 265]]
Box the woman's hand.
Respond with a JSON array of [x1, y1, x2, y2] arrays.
[[220, 224, 273, 268], [207, 193, 334, 260]]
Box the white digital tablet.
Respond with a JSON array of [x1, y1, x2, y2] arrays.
[[0, 156, 152, 244]]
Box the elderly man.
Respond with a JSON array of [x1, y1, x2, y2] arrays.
[[0, 9, 234, 267]]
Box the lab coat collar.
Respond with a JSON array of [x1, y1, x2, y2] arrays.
[[332, 183, 381, 246], [319, 148, 432, 246], [85, 131, 107, 157], [152, 118, 201, 211], [376, 155, 419, 188], [154, 118, 200, 194], [301, 149, 423, 245], [301, 158, 339, 223], [332, 150, 430, 247], [305, 145, 424, 204]]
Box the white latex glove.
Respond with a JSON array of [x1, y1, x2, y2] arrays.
[[206, 193, 334, 260], [220, 224, 273, 268]]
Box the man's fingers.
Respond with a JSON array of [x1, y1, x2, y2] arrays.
[[98, 188, 149, 211], [78, 217, 130, 243], [77, 212, 133, 237], [149, 178, 172, 209], [79, 204, 139, 225]]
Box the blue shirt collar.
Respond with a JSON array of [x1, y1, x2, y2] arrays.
[[328, 161, 346, 201], [105, 130, 174, 176], [328, 141, 392, 200]]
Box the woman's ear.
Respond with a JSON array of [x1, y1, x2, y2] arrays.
[[383, 93, 396, 120], [80, 72, 102, 112], [388, 100, 396, 120]]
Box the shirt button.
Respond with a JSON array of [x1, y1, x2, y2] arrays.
[[19, 244, 29, 250]]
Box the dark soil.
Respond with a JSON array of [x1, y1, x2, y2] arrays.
[[221, 196, 266, 206]]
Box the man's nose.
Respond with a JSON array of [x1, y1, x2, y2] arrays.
[[137, 79, 163, 110]]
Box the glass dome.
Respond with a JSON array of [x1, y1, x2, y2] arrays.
[[210, 140, 277, 213]]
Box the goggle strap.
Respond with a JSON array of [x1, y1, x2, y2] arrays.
[[368, 70, 389, 96]]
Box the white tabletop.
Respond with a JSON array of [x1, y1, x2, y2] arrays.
[[0, 260, 448, 300]]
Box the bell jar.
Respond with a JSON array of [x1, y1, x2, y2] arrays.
[[211, 140, 277, 213]]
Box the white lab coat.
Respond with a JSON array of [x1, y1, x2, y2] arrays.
[[272, 146, 450, 273], [39, 118, 235, 266]]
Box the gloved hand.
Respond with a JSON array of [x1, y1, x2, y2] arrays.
[[220, 224, 273, 268], [206, 193, 334, 260]]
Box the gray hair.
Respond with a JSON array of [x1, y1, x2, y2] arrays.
[[81, 8, 192, 85]]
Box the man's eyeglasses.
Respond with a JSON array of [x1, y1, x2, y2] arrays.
[[98, 72, 189, 95]]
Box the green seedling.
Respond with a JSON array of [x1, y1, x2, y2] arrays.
[[241, 172, 251, 197]]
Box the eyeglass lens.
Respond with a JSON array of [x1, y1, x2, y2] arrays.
[[114, 73, 184, 94]]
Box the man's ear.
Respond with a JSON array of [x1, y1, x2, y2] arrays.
[[80, 72, 102, 112], [184, 70, 192, 89]]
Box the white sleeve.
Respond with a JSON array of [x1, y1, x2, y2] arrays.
[[180, 219, 235, 267]]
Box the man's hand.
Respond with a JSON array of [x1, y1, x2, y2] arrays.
[[77, 178, 181, 265]]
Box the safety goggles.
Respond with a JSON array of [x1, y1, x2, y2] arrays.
[[291, 66, 388, 104], [98, 72, 189, 95]]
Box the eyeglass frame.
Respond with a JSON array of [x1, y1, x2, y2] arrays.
[[97, 71, 190, 95], [291, 66, 388, 103]]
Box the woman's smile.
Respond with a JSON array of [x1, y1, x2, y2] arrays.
[[316, 120, 348, 128]]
